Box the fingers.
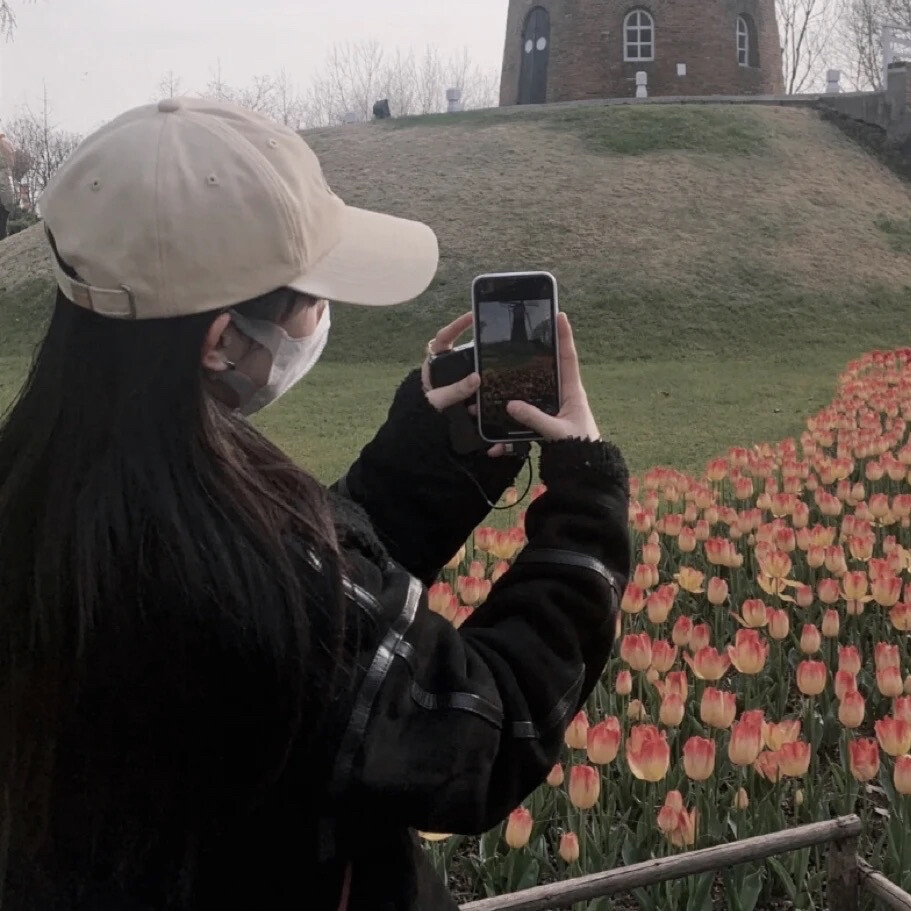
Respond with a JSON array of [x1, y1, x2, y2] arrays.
[[556, 313, 582, 393], [487, 443, 507, 458], [425, 371, 480, 412], [432, 312, 474, 354], [506, 400, 562, 441]]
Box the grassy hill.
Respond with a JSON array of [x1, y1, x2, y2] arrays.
[[2, 103, 911, 480]]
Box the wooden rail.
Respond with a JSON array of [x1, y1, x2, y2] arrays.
[[858, 859, 911, 911], [459, 815, 862, 911]]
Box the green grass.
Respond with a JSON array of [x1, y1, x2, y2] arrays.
[[4, 104, 911, 485], [384, 105, 770, 157], [0, 345, 849, 485], [875, 216, 911, 255]]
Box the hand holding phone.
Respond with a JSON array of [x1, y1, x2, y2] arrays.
[[505, 312, 601, 443], [473, 272, 562, 444]]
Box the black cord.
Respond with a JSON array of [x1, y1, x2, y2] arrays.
[[445, 451, 535, 511]]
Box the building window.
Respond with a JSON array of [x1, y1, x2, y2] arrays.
[[737, 15, 759, 68], [624, 9, 655, 62]]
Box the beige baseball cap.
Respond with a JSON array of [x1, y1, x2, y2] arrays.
[[38, 97, 440, 320]]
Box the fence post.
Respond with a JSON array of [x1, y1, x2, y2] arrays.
[[827, 835, 859, 911]]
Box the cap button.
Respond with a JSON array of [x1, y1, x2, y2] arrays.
[[158, 98, 182, 113]]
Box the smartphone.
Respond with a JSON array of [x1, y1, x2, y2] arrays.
[[472, 271, 561, 444]]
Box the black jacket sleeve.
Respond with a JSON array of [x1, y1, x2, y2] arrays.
[[330, 370, 525, 585], [323, 438, 630, 836]]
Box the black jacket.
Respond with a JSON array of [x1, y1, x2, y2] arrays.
[[5, 371, 630, 911]]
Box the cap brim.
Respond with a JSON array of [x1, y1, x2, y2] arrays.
[[288, 205, 439, 307]]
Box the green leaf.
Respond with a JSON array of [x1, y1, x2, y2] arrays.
[[721, 870, 744, 911], [740, 868, 765, 911], [632, 886, 657, 911], [515, 857, 540, 892], [767, 856, 798, 903], [685, 871, 716, 911]]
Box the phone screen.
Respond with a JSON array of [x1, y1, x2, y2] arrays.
[[473, 273, 560, 443]]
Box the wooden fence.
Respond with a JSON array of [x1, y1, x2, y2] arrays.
[[458, 814, 911, 911]]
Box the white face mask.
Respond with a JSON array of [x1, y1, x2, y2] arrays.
[[219, 303, 331, 416]]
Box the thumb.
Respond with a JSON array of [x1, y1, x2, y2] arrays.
[[506, 401, 561, 440], [426, 372, 481, 412]]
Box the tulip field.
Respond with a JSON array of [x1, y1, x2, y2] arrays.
[[422, 348, 911, 910]]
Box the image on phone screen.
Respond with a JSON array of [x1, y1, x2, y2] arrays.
[[475, 284, 560, 442]]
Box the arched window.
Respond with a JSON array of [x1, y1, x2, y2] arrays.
[[624, 9, 655, 63], [737, 15, 759, 67]]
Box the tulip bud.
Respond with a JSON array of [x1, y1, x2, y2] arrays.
[[800, 624, 821, 656], [689, 623, 712, 653], [621, 633, 653, 672], [737, 599, 769, 628], [700, 687, 737, 730], [878, 666, 904, 699], [734, 787, 750, 810], [627, 698, 647, 721], [657, 790, 684, 834], [728, 718, 763, 766], [727, 630, 769, 675], [821, 609, 840, 638], [849, 738, 880, 782], [763, 720, 801, 751], [683, 736, 716, 781], [564, 711, 589, 750], [672, 615, 693, 647], [895, 756, 911, 796], [817, 578, 840, 605], [767, 608, 790, 641], [587, 718, 621, 765], [615, 670, 633, 696], [547, 764, 565, 787], [707, 577, 729, 606], [794, 789, 805, 807], [568, 764, 601, 810], [875, 717, 911, 756], [838, 646, 862, 676], [626, 724, 670, 782], [428, 582, 455, 616], [684, 646, 732, 681], [678, 526, 697, 553], [621, 584, 648, 615], [778, 740, 811, 777], [650, 640, 678, 674], [505, 807, 533, 849], [875, 642, 901, 671], [559, 831, 580, 864], [660, 694, 685, 727], [838, 690, 865, 729], [796, 660, 827, 697]]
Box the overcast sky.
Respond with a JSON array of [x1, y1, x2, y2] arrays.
[[0, 0, 508, 133]]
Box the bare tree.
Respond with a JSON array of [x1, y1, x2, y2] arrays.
[[6, 84, 82, 206], [157, 70, 184, 100], [842, 0, 911, 88], [778, 0, 849, 93], [271, 68, 307, 129], [155, 42, 498, 131], [303, 41, 500, 126]]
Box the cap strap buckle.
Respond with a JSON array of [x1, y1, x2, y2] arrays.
[[48, 247, 138, 319]]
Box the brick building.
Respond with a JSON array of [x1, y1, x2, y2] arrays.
[[500, 0, 784, 106]]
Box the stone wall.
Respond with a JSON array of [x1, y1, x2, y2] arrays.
[[500, 0, 784, 107]]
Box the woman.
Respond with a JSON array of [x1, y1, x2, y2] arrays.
[[0, 98, 630, 910]]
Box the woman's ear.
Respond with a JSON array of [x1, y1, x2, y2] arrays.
[[201, 313, 234, 373]]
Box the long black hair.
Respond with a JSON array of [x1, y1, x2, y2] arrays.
[[0, 284, 343, 906]]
